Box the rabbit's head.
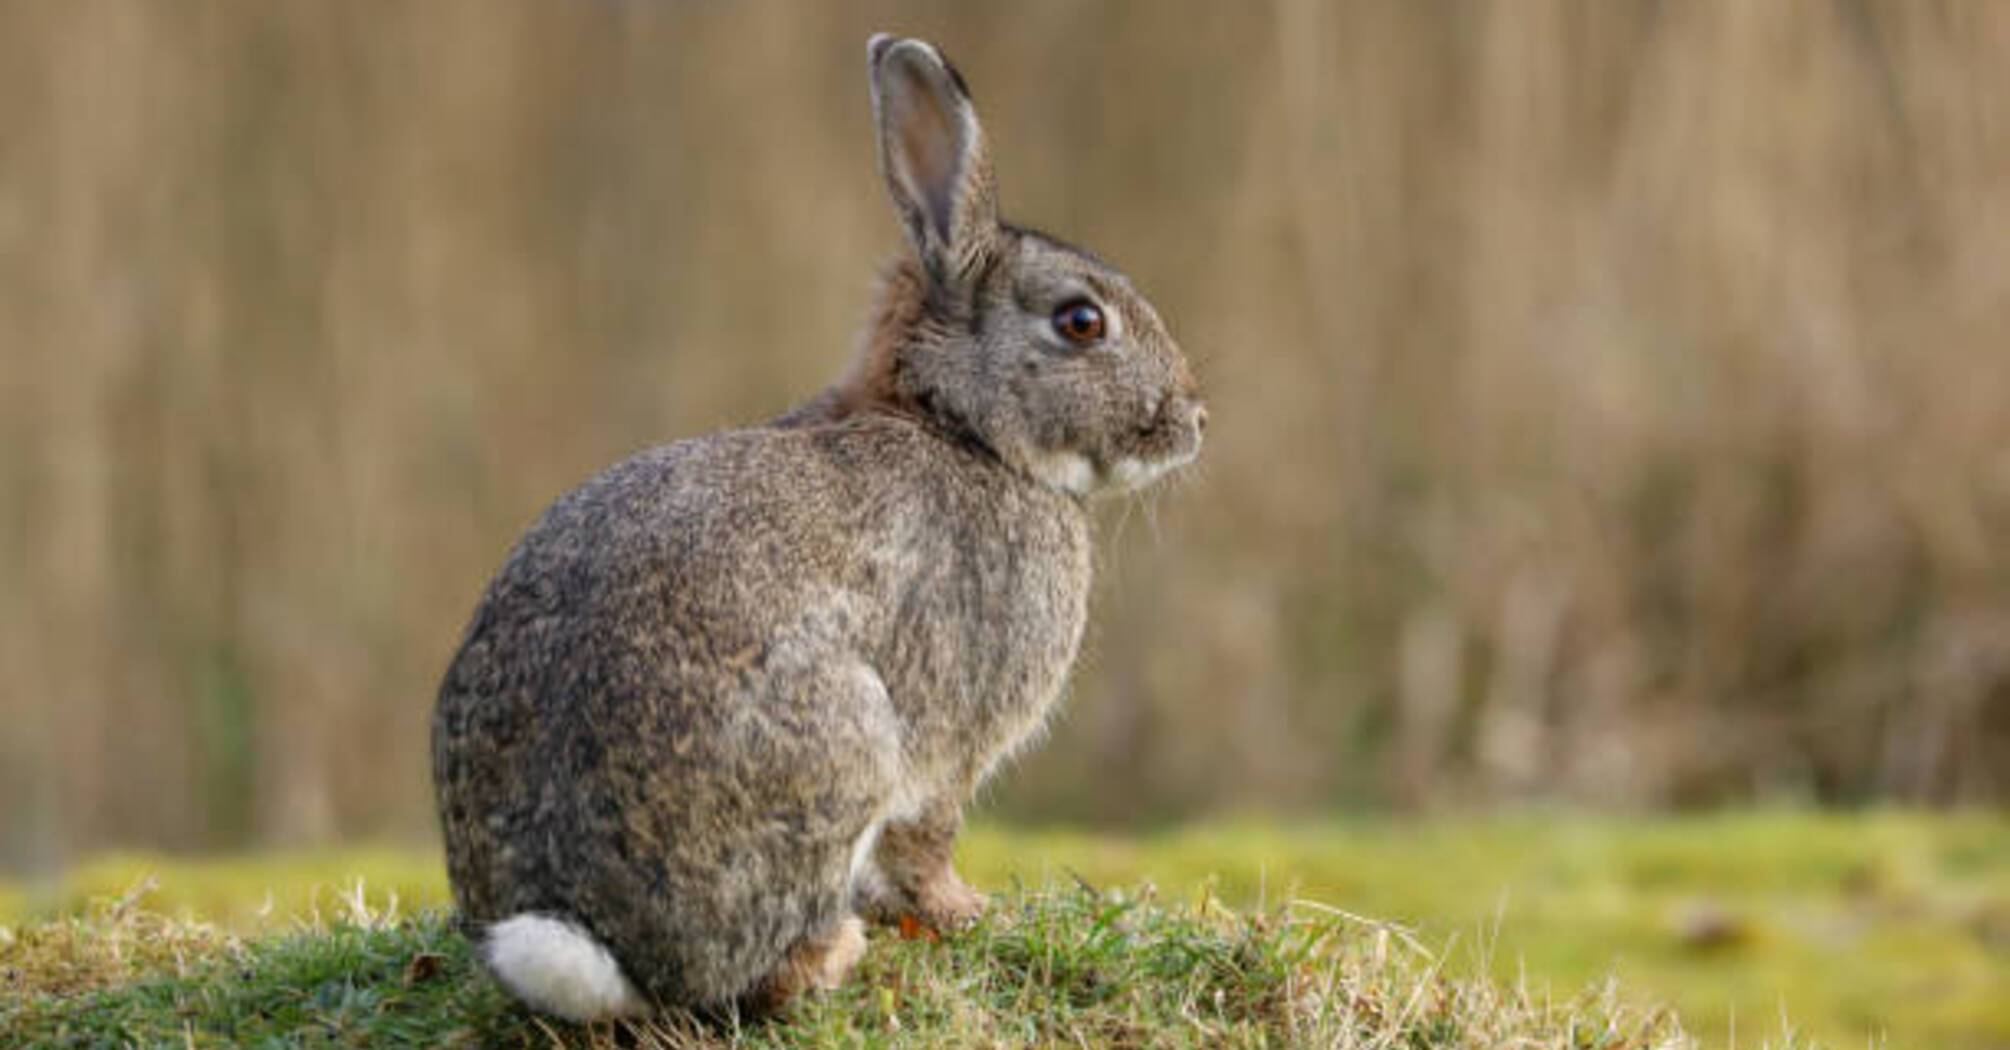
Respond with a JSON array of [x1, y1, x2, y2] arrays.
[[855, 35, 1206, 497]]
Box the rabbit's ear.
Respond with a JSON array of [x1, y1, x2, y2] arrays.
[[869, 35, 999, 289]]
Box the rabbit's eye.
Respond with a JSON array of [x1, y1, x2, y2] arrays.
[[1051, 300, 1106, 346]]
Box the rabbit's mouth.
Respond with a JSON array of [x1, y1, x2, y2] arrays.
[[1023, 397, 1205, 497], [1104, 397, 1206, 492]]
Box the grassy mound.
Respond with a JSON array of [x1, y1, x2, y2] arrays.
[[2, 882, 1706, 1049], [12, 812, 2006, 1045]]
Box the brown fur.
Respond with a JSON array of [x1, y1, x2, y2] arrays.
[[778, 262, 926, 427]]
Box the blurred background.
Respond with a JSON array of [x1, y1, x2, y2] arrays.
[[5, 1, 2009, 868]]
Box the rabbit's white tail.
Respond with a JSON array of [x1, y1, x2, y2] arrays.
[[482, 914, 646, 1022]]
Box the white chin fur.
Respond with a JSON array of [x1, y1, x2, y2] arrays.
[[1108, 457, 1160, 491], [1030, 448, 1197, 496], [1029, 450, 1097, 495], [483, 914, 646, 1022], [1105, 451, 1193, 493]]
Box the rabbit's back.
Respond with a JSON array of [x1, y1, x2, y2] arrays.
[[432, 410, 1088, 1004]]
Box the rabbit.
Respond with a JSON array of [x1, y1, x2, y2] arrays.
[[431, 33, 1206, 1023]]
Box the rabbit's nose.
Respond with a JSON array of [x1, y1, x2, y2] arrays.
[[1193, 405, 1210, 434]]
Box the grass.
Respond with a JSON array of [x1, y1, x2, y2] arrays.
[[2, 881, 1698, 1050], [4, 811, 2005, 1048]]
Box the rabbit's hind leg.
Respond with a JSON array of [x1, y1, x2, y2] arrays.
[[704, 657, 892, 1015], [740, 915, 868, 1015]]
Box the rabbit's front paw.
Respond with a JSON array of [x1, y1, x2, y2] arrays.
[[857, 863, 986, 932], [861, 813, 990, 932], [913, 869, 987, 931]]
